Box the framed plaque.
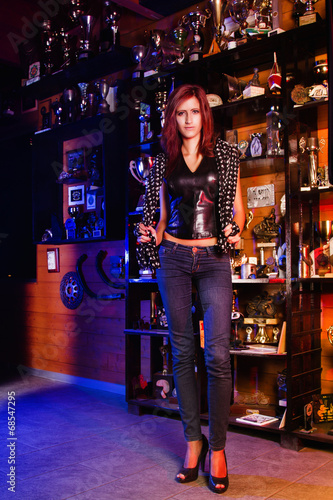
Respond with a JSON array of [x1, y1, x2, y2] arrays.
[[47, 248, 60, 273]]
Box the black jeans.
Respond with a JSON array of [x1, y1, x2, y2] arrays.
[[156, 239, 232, 451]]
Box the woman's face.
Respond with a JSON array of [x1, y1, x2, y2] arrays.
[[175, 96, 202, 141]]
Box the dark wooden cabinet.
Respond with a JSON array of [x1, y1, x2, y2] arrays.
[[124, 17, 333, 448]]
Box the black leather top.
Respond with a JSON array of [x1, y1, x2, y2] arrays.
[[164, 154, 219, 239]]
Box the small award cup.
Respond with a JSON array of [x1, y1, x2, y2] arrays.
[[131, 45, 147, 79], [238, 140, 248, 159]]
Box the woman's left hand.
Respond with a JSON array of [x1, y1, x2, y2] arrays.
[[223, 223, 241, 245]]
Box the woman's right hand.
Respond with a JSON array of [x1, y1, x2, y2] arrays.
[[136, 223, 157, 245]]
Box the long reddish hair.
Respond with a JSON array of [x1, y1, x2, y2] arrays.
[[161, 84, 214, 176]]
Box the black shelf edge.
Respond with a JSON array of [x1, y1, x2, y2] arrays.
[[35, 237, 107, 245], [230, 348, 286, 357], [125, 328, 168, 336]]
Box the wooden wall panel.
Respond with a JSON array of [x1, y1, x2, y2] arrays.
[[0, 240, 127, 387]]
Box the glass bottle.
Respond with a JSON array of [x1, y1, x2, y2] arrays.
[[266, 106, 281, 156]]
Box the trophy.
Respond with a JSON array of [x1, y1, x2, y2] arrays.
[[77, 82, 89, 117], [131, 45, 147, 79], [59, 28, 71, 69], [51, 98, 63, 127], [153, 337, 173, 399], [319, 220, 332, 274], [129, 157, 155, 185], [228, 0, 252, 40], [244, 293, 279, 344], [299, 136, 326, 188], [209, 0, 229, 53], [97, 80, 110, 114], [142, 30, 165, 72], [180, 7, 211, 61], [172, 26, 188, 55], [104, 1, 121, 49], [155, 79, 168, 134], [78, 14, 96, 60], [63, 88, 77, 123], [66, 206, 80, 239], [41, 19, 56, 76], [299, 0, 320, 26], [69, 0, 85, 23], [252, 0, 272, 31]]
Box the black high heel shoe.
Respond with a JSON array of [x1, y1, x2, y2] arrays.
[[208, 449, 229, 494], [176, 434, 208, 483]]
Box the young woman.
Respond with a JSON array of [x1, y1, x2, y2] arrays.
[[136, 84, 245, 494]]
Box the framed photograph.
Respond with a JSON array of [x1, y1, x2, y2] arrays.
[[47, 248, 60, 273], [68, 185, 85, 206], [86, 191, 96, 210]]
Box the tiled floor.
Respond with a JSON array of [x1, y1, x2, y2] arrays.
[[1, 374, 333, 500]]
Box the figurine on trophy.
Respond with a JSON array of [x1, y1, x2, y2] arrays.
[[244, 291, 279, 344], [252, 0, 272, 32], [142, 29, 165, 72], [180, 7, 211, 61]]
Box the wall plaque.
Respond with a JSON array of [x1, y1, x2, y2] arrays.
[[247, 184, 275, 208]]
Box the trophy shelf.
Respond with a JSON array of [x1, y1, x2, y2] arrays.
[[21, 46, 133, 101]]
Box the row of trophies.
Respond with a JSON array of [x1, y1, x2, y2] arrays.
[[24, 1, 323, 82]]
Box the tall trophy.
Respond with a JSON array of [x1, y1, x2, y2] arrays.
[[209, 0, 229, 53], [129, 156, 155, 210], [77, 82, 89, 117], [180, 7, 211, 61], [299, 136, 325, 188], [97, 80, 110, 114], [104, 1, 121, 50], [41, 19, 56, 76], [155, 79, 168, 134], [78, 14, 96, 60]]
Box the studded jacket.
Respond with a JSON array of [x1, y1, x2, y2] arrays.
[[136, 137, 240, 270]]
